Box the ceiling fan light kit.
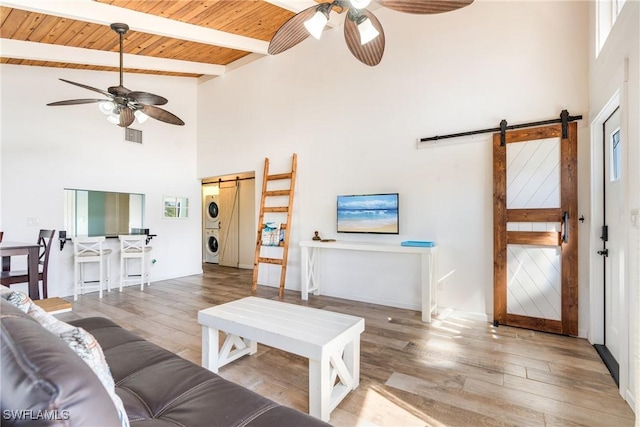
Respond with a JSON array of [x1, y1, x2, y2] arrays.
[[355, 16, 379, 45], [134, 110, 149, 124], [99, 101, 115, 115], [47, 23, 185, 127], [350, 0, 372, 8], [269, 0, 473, 66], [304, 6, 331, 40]]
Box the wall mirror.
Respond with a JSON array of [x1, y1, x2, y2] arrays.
[[64, 189, 145, 237]]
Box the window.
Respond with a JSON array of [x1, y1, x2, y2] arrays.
[[163, 196, 189, 218], [611, 129, 621, 181], [596, 0, 627, 55]]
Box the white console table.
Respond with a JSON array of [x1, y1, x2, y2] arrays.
[[299, 240, 438, 323]]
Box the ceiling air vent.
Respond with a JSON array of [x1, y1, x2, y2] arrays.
[[124, 128, 143, 144]]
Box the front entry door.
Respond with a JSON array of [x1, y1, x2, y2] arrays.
[[493, 122, 578, 335], [595, 107, 622, 382]]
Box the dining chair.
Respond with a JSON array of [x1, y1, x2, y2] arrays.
[[0, 229, 55, 299]]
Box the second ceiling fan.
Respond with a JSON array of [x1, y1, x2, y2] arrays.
[[269, 0, 473, 66]]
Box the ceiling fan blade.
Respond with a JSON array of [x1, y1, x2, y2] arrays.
[[268, 5, 319, 55], [141, 105, 185, 126], [118, 108, 135, 128], [376, 0, 473, 14], [344, 10, 385, 66], [128, 91, 168, 106], [47, 99, 107, 106], [59, 78, 112, 98]]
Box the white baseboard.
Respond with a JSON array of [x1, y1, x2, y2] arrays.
[[625, 389, 636, 414], [252, 286, 494, 320], [314, 289, 420, 311], [436, 307, 490, 322]]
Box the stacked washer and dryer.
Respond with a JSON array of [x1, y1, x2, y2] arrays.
[[204, 195, 220, 263]]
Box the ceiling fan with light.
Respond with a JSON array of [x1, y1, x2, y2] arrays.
[[47, 23, 185, 127], [269, 0, 473, 66]]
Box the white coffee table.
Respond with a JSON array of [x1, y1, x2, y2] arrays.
[[198, 297, 365, 422]]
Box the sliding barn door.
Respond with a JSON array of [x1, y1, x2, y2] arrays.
[[493, 123, 578, 335], [219, 181, 239, 268]]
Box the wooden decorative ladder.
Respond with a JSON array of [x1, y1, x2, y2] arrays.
[[252, 153, 297, 297]]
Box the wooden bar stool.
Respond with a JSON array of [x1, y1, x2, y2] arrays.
[[119, 235, 152, 291], [73, 236, 112, 301]]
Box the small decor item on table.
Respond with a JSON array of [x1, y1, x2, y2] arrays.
[[312, 231, 322, 241], [400, 241, 436, 247]]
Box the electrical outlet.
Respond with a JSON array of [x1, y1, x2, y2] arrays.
[[26, 217, 39, 227]]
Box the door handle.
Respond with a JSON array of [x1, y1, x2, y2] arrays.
[[597, 249, 609, 257], [562, 211, 569, 243]]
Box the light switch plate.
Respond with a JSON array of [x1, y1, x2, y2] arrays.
[[26, 217, 39, 227], [631, 209, 640, 228]]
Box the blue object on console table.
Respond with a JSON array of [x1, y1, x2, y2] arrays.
[[401, 241, 436, 247]]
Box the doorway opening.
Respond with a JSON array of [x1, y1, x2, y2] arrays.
[[594, 105, 622, 386], [202, 172, 255, 270], [589, 89, 630, 396]]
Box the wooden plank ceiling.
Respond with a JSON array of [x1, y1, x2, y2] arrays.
[[0, 1, 296, 77]]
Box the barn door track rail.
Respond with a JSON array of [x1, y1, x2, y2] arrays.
[[420, 110, 582, 146]]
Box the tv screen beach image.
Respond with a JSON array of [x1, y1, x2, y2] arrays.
[[337, 194, 399, 234]]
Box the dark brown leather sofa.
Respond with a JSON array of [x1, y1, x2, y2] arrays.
[[1, 299, 330, 426]]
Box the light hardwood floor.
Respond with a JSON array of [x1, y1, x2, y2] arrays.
[[57, 265, 635, 427]]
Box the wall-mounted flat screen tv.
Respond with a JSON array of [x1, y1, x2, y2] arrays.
[[337, 193, 399, 234]]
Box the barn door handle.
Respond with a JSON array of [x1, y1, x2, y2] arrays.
[[562, 211, 569, 243]]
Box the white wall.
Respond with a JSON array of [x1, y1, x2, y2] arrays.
[[1, 64, 202, 298], [197, 1, 589, 320], [587, 0, 639, 411]]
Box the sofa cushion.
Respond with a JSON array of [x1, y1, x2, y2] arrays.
[[59, 327, 130, 427], [0, 299, 122, 426], [71, 316, 330, 427], [2, 288, 129, 427]]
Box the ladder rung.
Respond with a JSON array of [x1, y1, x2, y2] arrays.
[[267, 173, 292, 181], [265, 190, 290, 197], [264, 207, 288, 213], [258, 257, 283, 265], [260, 242, 285, 248]]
